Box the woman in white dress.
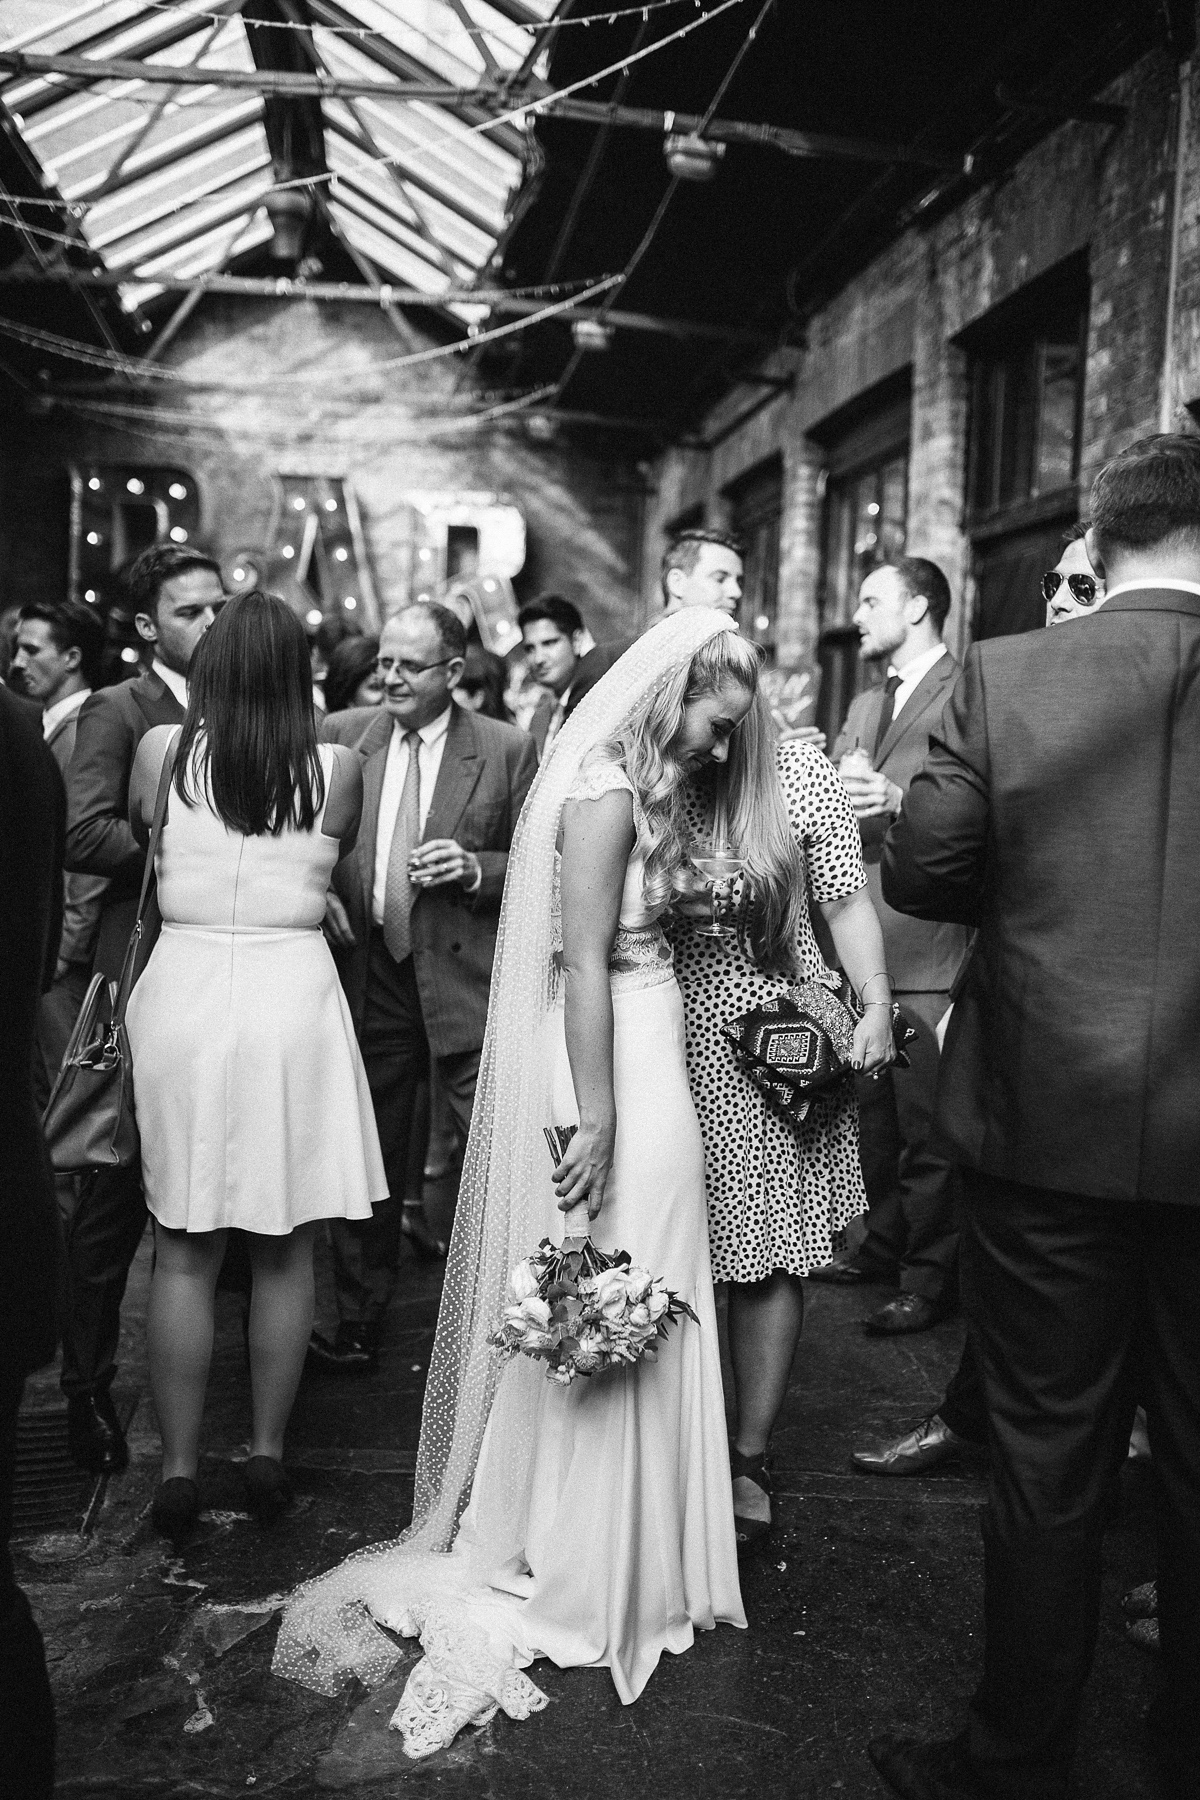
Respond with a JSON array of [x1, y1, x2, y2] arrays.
[[273, 610, 802, 1753], [127, 592, 386, 1541]]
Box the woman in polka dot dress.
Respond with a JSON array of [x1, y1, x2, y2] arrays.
[[668, 737, 893, 1549]]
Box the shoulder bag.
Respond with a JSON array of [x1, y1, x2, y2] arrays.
[[41, 740, 176, 1174]]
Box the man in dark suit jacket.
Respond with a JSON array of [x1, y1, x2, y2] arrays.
[[60, 544, 223, 1474], [315, 602, 537, 1370], [0, 687, 63, 1798], [815, 558, 970, 1335], [870, 435, 1200, 1800], [11, 600, 109, 1102], [518, 594, 588, 758]]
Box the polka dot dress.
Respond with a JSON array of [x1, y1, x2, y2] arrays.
[[668, 741, 868, 1285]]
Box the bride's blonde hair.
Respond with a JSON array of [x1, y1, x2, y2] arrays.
[[601, 630, 805, 971]]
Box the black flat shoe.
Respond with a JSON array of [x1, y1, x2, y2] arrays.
[[244, 1456, 294, 1524], [67, 1391, 129, 1476], [151, 1477, 200, 1542], [730, 1446, 773, 1554]]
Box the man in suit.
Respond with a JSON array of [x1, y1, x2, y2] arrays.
[[565, 528, 744, 718], [519, 594, 588, 758], [853, 528, 1110, 1477], [0, 685, 64, 1799], [870, 435, 1200, 1800], [11, 600, 109, 1101], [61, 544, 223, 1473], [814, 558, 970, 1336], [314, 602, 537, 1371]]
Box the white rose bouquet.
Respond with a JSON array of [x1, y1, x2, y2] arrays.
[[487, 1126, 699, 1386]]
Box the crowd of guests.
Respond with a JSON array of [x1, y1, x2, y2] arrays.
[[2, 434, 1198, 1798]]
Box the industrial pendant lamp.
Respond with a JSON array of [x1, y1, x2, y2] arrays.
[[264, 185, 313, 262], [662, 116, 725, 182]]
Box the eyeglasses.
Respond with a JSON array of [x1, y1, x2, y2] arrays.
[[1040, 571, 1100, 607], [376, 655, 454, 680]]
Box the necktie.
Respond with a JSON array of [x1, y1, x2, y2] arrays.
[[382, 730, 422, 964], [873, 672, 901, 761], [544, 697, 567, 755]]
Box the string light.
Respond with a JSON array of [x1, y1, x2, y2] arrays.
[[115, 0, 704, 45]]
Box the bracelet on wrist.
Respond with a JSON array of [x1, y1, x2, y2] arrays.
[[863, 999, 891, 1010]]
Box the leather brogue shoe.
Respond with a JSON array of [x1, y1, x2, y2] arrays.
[[306, 1323, 378, 1373], [863, 1292, 945, 1336], [67, 1391, 129, 1475], [401, 1204, 448, 1261], [868, 1731, 989, 1799], [852, 1412, 978, 1477], [806, 1253, 892, 1286]]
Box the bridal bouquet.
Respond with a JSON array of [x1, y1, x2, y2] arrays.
[[487, 1127, 699, 1386]]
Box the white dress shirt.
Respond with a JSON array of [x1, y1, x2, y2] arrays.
[[152, 658, 189, 709], [1101, 578, 1200, 602], [372, 708, 453, 926], [42, 686, 90, 740], [888, 642, 948, 721]]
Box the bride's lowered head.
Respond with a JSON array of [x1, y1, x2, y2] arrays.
[[602, 627, 805, 970]]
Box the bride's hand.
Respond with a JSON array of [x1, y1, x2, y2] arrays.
[[553, 1118, 615, 1221], [852, 1004, 895, 1077]]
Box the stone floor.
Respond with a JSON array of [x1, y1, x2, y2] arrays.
[[16, 1202, 1164, 1800]]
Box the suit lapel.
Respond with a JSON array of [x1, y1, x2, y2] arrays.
[[876, 656, 958, 764], [423, 704, 482, 844], [358, 721, 392, 916]]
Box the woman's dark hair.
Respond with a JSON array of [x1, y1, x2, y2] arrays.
[[174, 590, 324, 835], [457, 643, 509, 719], [323, 633, 379, 715]]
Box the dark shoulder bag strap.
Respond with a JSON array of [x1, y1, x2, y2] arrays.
[[112, 730, 179, 1025]]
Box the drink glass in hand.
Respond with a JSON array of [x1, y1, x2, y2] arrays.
[[689, 850, 744, 938], [838, 743, 874, 781]]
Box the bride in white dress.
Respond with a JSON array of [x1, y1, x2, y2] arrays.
[[274, 608, 809, 1755]]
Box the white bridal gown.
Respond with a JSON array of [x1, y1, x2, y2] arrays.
[[275, 760, 744, 1753]]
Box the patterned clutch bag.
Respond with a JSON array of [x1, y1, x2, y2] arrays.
[[721, 981, 915, 1128]]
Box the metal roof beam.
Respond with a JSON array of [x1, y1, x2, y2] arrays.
[[3, 1, 248, 121], [0, 265, 780, 343], [0, 46, 505, 102]]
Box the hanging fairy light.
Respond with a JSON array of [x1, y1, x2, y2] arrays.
[[663, 123, 725, 181]]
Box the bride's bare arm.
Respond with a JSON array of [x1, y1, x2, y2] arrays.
[[554, 788, 637, 1221]]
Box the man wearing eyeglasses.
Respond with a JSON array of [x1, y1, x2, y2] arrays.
[[313, 602, 537, 1371]]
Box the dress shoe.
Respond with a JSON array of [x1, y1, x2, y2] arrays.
[[868, 1731, 990, 1799], [244, 1455, 294, 1524], [863, 1292, 946, 1336], [307, 1323, 378, 1373], [150, 1477, 200, 1543], [67, 1391, 129, 1475], [852, 1412, 978, 1477], [401, 1203, 448, 1261], [730, 1445, 772, 1554], [806, 1253, 892, 1286]]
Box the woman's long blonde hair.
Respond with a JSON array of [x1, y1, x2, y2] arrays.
[[600, 630, 805, 971]]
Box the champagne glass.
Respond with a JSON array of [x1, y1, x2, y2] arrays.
[[689, 849, 745, 938]]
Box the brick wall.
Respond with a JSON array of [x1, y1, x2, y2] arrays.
[[644, 38, 1184, 708], [7, 295, 647, 645]]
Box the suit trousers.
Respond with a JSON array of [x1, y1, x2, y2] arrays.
[[0, 1371, 56, 1799], [58, 1162, 147, 1401], [329, 937, 480, 1326], [855, 989, 959, 1304], [960, 1171, 1200, 1798]]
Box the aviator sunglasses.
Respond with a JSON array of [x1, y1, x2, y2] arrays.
[[1040, 570, 1100, 607]]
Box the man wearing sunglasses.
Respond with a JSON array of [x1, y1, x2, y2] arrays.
[[1042, 523, 1107, 624], [313, 602, 537, 1370]]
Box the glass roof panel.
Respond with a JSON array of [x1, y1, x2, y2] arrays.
[[0, 0, 551, 304]]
